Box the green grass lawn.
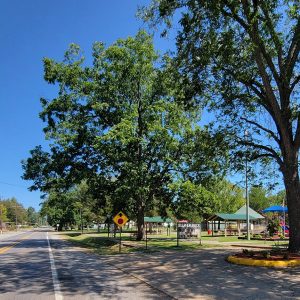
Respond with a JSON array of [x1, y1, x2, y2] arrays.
[[62, 231, 289, 255], [63, 233, 127, 255], [200, 234, 288, 247], [63, 232, 219, 255]]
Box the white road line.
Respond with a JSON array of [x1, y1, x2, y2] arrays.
[[47, 232, 63, 300]]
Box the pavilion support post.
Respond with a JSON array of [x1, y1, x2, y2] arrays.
[[224, 221, 227, 237], [238, 221, 241, 236]]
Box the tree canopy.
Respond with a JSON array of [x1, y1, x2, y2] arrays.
[[141, 0, 300, 252], [23, 31, 230, 239], [0, 198, 38, 226]]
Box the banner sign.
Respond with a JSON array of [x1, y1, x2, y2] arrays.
[[178, 223, 201, 228]]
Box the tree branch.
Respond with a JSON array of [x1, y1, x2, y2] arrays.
[[240, 117, 280, 144], [240, 0, 281, 87], [285, 18, 300, 82], [243, 140, 283, 167], [251, 152, 279, 162], [294, 114, 300, 150], [290, 75, 300, 93], [221, 1, 291, 150], [260, 2, 283, 72], [220, 3, 249, 31]]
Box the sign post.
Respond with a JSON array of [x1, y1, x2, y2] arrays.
[[119, 227, 122, 252], [145, 222, 148, 250], [113, 211, 129, 253], [176, 222, 179, 247]]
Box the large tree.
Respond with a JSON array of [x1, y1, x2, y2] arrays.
[[23, 31, 216, 240], [142, 0, 300, 252]]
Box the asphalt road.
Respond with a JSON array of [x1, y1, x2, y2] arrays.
[[0, 230, 170, 300]]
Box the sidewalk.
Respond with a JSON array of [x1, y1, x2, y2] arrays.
[[53, 232, 299, 299], [103, 248, 300, 299]]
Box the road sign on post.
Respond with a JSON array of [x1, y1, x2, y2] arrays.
[[113, 211, 129, 253], [113, 211, 128, 228]]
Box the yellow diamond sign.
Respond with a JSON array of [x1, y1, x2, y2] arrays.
[[113, 211, 129, 228]]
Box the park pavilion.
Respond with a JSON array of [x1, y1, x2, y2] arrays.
[[207, 205, 265, 236]]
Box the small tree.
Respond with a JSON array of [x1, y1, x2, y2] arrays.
[[249, 186, 269, 212], [267, 217, 281, 237], [171, 180, 217, 222], [27, 207, 39, 225], [0, 203, 8, 232]]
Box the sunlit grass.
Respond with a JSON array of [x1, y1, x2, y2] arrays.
[[64, 233, 128, 255], [63, 232, 216, 255], [62, 230, 289, 255]]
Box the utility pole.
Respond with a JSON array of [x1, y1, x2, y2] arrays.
[[15, 202, 18, 231], [245, 130, 250, 241], [0, 206, 2, 234]]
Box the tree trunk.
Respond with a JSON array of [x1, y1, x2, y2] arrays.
[[136, 203, 144, 241], [283, 160, 300, 252]]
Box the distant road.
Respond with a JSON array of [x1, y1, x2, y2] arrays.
[[0, 229, 170, 300]]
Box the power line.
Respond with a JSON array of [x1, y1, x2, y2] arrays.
[[0, 181, 28, 189]]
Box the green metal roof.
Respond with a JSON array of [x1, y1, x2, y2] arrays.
[[235, 205, 264, 219], [144, 216, 173, 223], [213, 213, 261, 221]]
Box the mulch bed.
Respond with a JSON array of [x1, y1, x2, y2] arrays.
[[233, 251, 300, 261]]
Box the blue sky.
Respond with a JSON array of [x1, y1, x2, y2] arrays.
[[0, 0, 179, 210]]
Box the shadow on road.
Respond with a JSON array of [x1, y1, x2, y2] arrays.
[[2, 232, 300, 299]]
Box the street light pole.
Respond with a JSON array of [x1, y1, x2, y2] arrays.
[[245, 130, 250, 241], [15, 202, 18, 232]]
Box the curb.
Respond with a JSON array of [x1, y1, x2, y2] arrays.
[[227, 255, 300, 268]]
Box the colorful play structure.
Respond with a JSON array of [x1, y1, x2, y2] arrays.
[[262, 205, 289, 237]]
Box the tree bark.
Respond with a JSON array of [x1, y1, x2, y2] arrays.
[[282, 156, 300, 252], [136, 202, 144, 241]]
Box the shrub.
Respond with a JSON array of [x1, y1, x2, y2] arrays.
[[267, 218, 281, 236], [261, 250, 271, 258], [271, 249, 281, 255]]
